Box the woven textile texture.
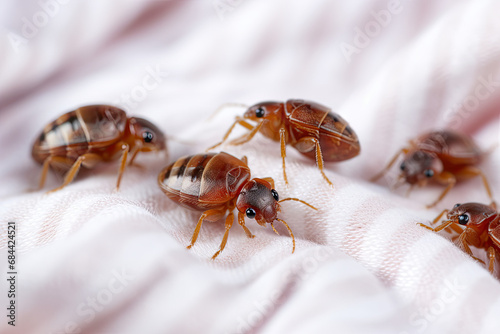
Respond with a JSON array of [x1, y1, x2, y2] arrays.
[[1, 1, 500, 333]]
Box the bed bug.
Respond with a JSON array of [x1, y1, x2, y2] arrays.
[[371, 130, 495, 208], [157, 151, 317, 260], [207, 99, 360, 187], [32, 104, 166, 193], [419, 202, 499, 273]]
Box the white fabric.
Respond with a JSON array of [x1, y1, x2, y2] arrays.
[[1, 1, 500, 333]]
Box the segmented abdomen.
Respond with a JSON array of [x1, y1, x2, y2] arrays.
[[32, 105, 127, 163], [158, 152, 251, 211], [286, 99, 360, 161], [417, 131, 482, 161]]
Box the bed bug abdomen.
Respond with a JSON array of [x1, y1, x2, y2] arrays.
[[158, 152, 251, 210], [285, 99, 360, 161], [418, 130, 482, 164], [32, 105, 127, 164]]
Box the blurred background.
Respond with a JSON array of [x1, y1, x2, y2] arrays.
[[1, 1, 499, 333]]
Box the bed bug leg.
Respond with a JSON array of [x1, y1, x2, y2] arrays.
[[187, 208, 226, 250], [127, 142, 146, 170], [211, 211, 235, 260], [457, 231, 485, 264], [449, 224, 464, 235], [458, 167, 495, 203], [488, 246, 496, 273], [115, 143, 130, 190], [237, 211, 255, 238], [38, 156, 72, 189], [444, 223, 464, 236], [295, 136, 333, 187], [47, 153, 103, 193], [127, 143, 140, 165], [279, 128, 289, 186], [312, 137, 333, 187], [38, 157, 53, 189], [426, 173, 456, 208]]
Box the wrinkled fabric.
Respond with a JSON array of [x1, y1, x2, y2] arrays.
[[0, 1, 499, 333]]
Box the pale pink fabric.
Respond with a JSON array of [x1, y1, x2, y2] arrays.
[[1, 1, 500, 333]]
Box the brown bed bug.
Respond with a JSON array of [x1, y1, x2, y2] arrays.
[[157, 151, 317, 260], [207, 99, 360, 187], [371, 130, 495, 208], [419, 202, 499, 273], [32, 104, 166, 192]]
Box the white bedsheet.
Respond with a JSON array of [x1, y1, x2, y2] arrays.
[[1, 1, 499, 333]]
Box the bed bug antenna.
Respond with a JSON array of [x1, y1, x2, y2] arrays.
[[270, 222, 280, 235], [278, 197, 317, 210], [207, 103, 249, 121], [390, 174, 406, 191], [405, 184, 415, 197], [276, 218, 295, 253]]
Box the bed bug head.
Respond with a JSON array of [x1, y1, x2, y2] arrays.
[[399, 151, 443, 186], [236, 178, 317, 254], [236, 178, 281, 226], [126, 117, 166, 152], [243, 101, 284, 123], [447, 202, 496, 234]]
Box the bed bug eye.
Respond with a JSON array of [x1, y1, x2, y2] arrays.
[[424, 169, 434, 178], [143, 131, 154, 143], [246, 208, 256, 219], [458, 214, 469, 225], [454, 203, 461, 208], [400, 162, 406, 171], [271, 189, 279, 201], [255, 107, 265, 118]]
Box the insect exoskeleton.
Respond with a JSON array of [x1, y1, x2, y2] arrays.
[[371, 130, 495, 207], [419, 202, 499, 273], [32, 104, 166, 193], [207, 99, 360, 187], [157, 151, 317, 260]]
